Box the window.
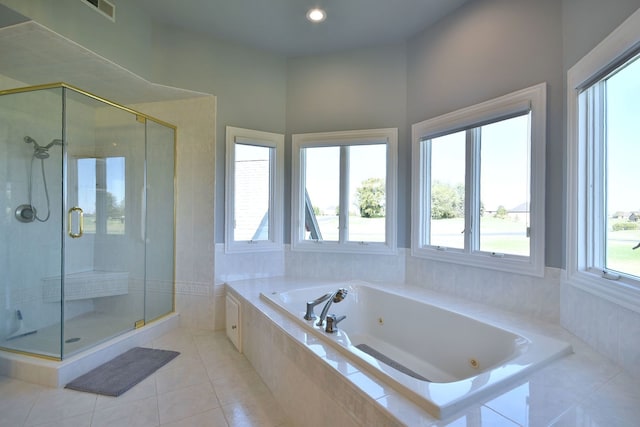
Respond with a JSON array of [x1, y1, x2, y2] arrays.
[[291, 128, 397, 254], [225, 126, 284, 253], [567, 7, 640, 310], [411, 84, 546, 276], [75, 156, 125, 235]]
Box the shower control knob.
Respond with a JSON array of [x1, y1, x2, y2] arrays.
[[15, 204, 36, 223]]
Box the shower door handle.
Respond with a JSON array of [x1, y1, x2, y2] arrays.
[[68, 207, 84, 238]]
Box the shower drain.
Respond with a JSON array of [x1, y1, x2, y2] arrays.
[[65, 337, 81, 343]]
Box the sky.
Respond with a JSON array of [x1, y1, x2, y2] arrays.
[[305, 144, 386, 213], [430, 114, 530, 212], [77, 157, 125, 214], [606, 54, 640, 213]]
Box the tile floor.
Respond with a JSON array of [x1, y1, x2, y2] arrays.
[[2, 323, 640, 426], [0, 328, 291, 427]]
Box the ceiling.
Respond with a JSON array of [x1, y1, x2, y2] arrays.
[[0, 0, 472, 104], [0, 21, 208, 104], [136, 0, 471, 56]]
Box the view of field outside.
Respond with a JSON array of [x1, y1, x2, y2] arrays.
[[428, 114, 530, 256], [604, 54, 640, 277], [479, 115, 530, 256], [304, 144, 386, 242], [78, 157, 125, 235]]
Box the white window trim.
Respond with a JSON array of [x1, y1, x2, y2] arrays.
[[567, 7, 640, 312], [291, 128, 398, 254], [225, 126, 284, 253], [411, 83, 546, 277]]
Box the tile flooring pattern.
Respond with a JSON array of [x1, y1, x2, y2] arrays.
[[2, 325, 640, 426], [0, 328, 291, 427]]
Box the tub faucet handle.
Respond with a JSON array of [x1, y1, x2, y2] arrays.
[[304, 292, 332, 320], [325, 314, 346, 333]]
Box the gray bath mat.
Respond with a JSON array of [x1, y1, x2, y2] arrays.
[[65, 347, 179, 396]]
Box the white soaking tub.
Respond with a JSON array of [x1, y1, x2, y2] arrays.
[[261, 281, 572, 419]]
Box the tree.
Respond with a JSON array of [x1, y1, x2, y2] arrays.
[[355, 178, 385, 218], [431, 181, 464, 219], [494, 205, 508, 219], [105, 191, 124, 219]]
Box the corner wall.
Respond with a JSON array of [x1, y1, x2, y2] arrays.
[[560, 0, 640, 380]]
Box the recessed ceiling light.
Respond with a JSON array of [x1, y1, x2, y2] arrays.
[[306, 8, 326, 23]]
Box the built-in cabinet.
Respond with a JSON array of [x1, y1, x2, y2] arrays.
[[226, 293, 242, 352]]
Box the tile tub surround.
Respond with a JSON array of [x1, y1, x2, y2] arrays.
[[261, 281, 572, 419], [226, 277, 640, 426]]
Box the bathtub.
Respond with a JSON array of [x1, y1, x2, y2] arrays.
[[261, 281, 572, 419]]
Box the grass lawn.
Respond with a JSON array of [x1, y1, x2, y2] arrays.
[[310, 215, 386, 242], [82, 215, 125, 235], [430, 216, 530, 256], [308, 214, 640, 276], [607, 229, 640, 277]]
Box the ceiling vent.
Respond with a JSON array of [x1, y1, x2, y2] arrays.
[[81, 0, 115, 22]]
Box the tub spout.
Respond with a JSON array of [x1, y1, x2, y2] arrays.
[[316, 288, 348, 327], [304, 292, 332, 320], [325, 314, 346, 333]]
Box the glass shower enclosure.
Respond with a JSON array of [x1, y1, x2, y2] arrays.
[[0, 83, 175, 360]]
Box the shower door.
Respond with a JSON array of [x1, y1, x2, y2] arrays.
[[62, 88, 146, 357]]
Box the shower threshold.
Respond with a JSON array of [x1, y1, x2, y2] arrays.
[[0, 312, 179, 387]]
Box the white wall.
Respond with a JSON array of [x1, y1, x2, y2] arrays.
[[285, 43, 408, 245], [149, 23, 288, 245]]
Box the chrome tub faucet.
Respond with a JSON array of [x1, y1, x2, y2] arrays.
[[316, 288, 348, 327], [304, 292, 332, 320]]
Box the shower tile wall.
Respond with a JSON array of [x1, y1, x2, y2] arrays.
[[0, 85, 71, 338]]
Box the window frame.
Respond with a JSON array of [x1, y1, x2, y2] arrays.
[[567, 7, 640, 312], [291, 128, 398, 254], [225, 126, 284, 253], [411, 83, 546, 277]]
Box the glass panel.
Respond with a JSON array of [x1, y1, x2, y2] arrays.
[[479, 114, 531, 256], [429, 131, 465, 249], [234, 143, 271, 241], [303, 146, 340, 241], [77, 158, 97, 233], [77, 157, 126, 235], [105, 157, 125, 235], [145, 120, 175, 322], [63, 88, 145, 358], [0, 87, 63, 358], [348, 144, 386, 242], [605, 54, 640, 277]]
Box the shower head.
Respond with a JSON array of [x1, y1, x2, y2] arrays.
[[33, 149, 49, 159], [44, 139, 64, 149], [23, 136, 64, 159]]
